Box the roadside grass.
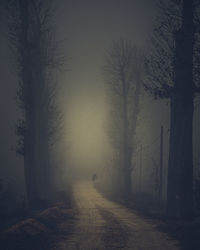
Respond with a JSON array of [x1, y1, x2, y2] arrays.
[[0, 190, 77, 250]]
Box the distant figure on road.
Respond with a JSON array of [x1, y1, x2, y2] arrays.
[[92, 173, 97, 182]]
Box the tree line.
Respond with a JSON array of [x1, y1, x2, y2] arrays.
[[104, 0, 200, 219], [4, 0, 64, 208]]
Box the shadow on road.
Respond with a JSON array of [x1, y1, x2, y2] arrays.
[[97, 205, 129, 249]]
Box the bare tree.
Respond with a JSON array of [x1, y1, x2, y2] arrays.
[[104, 39, 143, 195], [29, 0, 64, 201], [7, 0, 64, 206], [145, 0, 200, 218]]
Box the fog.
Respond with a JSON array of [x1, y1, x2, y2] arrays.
[[55, 0, 157, 182], [1, 2, 200, 248], [0, 0, 171, 194]]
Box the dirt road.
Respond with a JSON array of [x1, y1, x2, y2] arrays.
[[56, 181, 179, 250]]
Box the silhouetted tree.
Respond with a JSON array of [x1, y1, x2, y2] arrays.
[[104, 40, 143, 195], [145, 0, 200, 218], [7, 0, 64, 206], [27, 0, 64, 201]]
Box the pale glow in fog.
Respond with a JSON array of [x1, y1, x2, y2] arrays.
[[70, 105, 104, 156], [66, 94, 110, 178]]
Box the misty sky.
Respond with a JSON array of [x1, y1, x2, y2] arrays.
[[55, 0, 157, 177]]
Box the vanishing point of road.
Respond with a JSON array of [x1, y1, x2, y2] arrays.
[[56, 181, 179, 250]]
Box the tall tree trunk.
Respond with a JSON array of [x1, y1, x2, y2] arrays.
[[167, 93, 194, 217], [167, 0, 195, 218], [122, 77, 132, 195], [19, 0, 38, 206], [34, 46, 52, 201], [37, 112, 53, 200], [122, 74, 141, 195]]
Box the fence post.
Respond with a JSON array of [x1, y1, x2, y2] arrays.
[[159, 126, 164, 204]]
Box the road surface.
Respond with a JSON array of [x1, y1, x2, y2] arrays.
[[56, 181, 179, 250]]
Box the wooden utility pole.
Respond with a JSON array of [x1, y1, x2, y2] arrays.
[[139, 145, 143, 193], [159, 126, 164, 204]]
